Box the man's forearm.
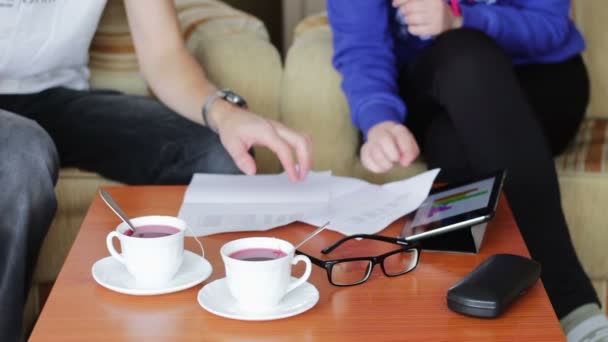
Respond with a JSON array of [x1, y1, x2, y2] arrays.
[[140, 46, 217, 127]]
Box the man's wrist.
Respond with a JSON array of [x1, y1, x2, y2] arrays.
[[202, 91, 221, 133], [208, 99, 235, 133], [202, 89, 247, 133]]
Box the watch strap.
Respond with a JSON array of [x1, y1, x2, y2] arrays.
[[202, 89, 247, 133], [202, 91, 223, 132]]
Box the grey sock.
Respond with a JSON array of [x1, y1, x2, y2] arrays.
[[562, 303, 608, 342]]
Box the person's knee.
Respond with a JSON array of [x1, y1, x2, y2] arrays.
[[154, 135, 242, 185], [200, 143, 243, 175], [430, 28, 510, 77], [0, 111, 60, 185], [0, 111, 58, 237], [434, 28, 504, 58]]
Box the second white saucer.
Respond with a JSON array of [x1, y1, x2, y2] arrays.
[[92, 250, 212, 296], [198, 277, 319, 321]]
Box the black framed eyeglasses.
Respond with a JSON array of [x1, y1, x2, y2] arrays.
[[295, 234, 421, 286]]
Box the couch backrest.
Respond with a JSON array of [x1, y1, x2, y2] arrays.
[[88, 0, 268, 96], [573, 0, 608, 119], [91, 1, 608, 119]]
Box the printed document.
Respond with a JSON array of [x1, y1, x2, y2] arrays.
[[178, 169, 439, 236], [301, 169, 440, 235], [179, 172, 332, 236]]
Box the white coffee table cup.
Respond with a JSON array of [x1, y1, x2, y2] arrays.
[[106, 216, 185, 288], [221, 237, 312, 311]]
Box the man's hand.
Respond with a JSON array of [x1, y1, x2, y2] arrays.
[[361, 122, 420, 173], [211, 101, 313, 182], [393, 0, 463, 37], [123, 1, 313, 182]]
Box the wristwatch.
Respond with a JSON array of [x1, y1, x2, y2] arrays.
[[202, 89, 248, 132]]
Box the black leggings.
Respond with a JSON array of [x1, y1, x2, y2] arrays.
[[400, 28, 598, 318]]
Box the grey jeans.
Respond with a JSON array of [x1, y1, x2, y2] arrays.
[[0, 87, 240, 341]]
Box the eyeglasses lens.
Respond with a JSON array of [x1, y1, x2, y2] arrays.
[[383, 249, 418, 276], [330, 260, 373, 286]]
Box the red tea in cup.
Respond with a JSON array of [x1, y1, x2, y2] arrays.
[[124, 225, 181, 238], [229, 248, 287, 261]]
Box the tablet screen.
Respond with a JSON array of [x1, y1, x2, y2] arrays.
[[410, 177, 495, 228], [401, 170, 505, 241]]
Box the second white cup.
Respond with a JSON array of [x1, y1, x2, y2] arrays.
[[220, 237, 312, 311]]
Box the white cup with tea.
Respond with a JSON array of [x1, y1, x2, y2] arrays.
[[220, 237, 312, 311], [106, 215, 185, 288]]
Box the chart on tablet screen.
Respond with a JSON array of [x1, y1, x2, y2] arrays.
[[412, 178, 494, 226]]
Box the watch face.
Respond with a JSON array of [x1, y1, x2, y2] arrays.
[[226, 93, 238, 102], [222, 90, 247, 108]]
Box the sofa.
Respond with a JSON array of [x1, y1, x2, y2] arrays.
[[280, 0, 608, 313], [23, 0, 283, 333]]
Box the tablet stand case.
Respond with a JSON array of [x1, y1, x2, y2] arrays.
[[419, 222, 488, 254], [447, 254, 541, 318]]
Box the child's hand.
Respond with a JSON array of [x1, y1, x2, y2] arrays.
[[360, 122, 420, 173], [393, 0, 463, 37]]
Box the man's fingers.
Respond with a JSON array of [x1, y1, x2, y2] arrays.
[[271, 122, 313, 180], [258, 129, 298, 181], [224, 140, 257, 176]]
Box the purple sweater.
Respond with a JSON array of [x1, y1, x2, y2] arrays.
[[328, 0, 585, 138]]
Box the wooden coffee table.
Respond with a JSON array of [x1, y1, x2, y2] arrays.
[[29, 186, 564, 341]]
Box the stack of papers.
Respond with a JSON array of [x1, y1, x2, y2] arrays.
[[178, 171, 332, 234], [178, 169, 440, 237]]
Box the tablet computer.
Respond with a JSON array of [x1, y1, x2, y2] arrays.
[[399, 170, 506, 242]]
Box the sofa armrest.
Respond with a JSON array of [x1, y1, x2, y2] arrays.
[[281, 14, 359, 176]]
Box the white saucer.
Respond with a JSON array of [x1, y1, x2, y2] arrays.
[[92, 250, 212, 296], [197, 277, 319, 321]]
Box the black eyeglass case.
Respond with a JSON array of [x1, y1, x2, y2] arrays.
[[446, 254, 541, 318]]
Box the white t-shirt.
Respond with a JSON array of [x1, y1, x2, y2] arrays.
[[0, 0, 107, 94]]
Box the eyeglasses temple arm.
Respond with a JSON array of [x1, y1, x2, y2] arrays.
[[295, 249, 327, 268], [321, 235, 358, 254], [321, 234, 410, 254]]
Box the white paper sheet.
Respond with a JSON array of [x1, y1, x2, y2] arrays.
[[178, 169, 440, 237], [179, 171, 332, 236], [301, 169, 440, 235], [183, 171, 332, 204]]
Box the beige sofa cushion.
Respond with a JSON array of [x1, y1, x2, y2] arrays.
[[90, 0, 270, 95], [557, 119, 608, 174], [573, 0, 608, 119], [556, 118, 608, 281]]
